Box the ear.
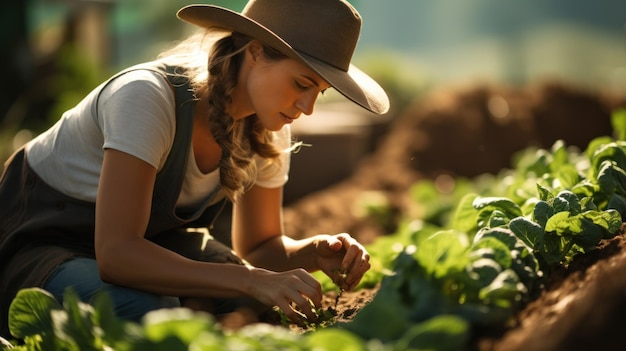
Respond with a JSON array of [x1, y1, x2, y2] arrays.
[[246, 41, 264, 63]]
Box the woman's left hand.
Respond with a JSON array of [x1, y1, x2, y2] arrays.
[[314, 233, 370, 291]]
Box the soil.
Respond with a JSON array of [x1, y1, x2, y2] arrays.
[[278, 82, 626, 350]]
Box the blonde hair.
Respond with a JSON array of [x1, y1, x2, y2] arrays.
[[158, 30, 281, 203]]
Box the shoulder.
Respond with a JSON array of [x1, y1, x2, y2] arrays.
[[101, 67, 174, 102]]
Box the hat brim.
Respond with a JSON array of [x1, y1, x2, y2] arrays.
[[177, 5, 389, 115]]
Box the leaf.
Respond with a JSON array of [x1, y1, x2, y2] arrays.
[[394, 315, 470, 351], [582, 209, 622, 237], [592, 144, 626, 180], [54, 288, 99, 350], [570, 218, 604, 249], [545, 211, 581, 234], [143, 308, 218, 345], [8, 288, 61, 339], [611, 108, 626, 141], [473, 197, 523, 220], [552, 196, 570, 213], [608, 194, 626, 218], [416, 230, 470, 279], [478, 269, 525, 308], [451, 193, 480, 234], [557, 191, 582, 214], [553, 164, 581, 189], [533, 200, 554, 229], [471, 238, 512, 271], [305, 328, 364, 351], [486, 210, 509, 228], [468, 258, 503, 287], [473, 227, 524, 252], [509, 216, 544, 249], [345, 283, 410, 341], [91, 292, 126, 345], [536, 183, 554, 202]]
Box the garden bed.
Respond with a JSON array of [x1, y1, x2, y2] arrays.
[[280, 81, 626, 349]]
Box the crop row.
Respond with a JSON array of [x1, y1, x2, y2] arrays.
[[2, 109, 626, 350]]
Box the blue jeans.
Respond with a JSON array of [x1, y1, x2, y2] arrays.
[[43, 257, 180, 322]]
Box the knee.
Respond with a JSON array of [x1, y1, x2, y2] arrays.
[[101, 286, 180, 322]]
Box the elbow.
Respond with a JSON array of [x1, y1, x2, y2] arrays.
[[95, 245, 122, 284]]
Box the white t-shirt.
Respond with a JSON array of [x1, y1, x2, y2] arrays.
[[25, 67, 291, 207]]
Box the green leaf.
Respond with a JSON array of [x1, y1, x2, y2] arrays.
[[545, 211, 581, 234], [473, 227, 524, 252], [416, 230, 470, 279], [582, 209, 622, 236], [536, 184, 554, 202], [533, 200, 554, 229], [591, 144, 626, 180], [236, 323, 303, 350], [611, 108, 626, 141], [53, 288, 99, 350], [8, 288, 61, 339], [555, 191, 582, 215], [478, 269, 524, 308], [305, 328, 364, 351], [608, 194, 626, 217], [570, 218, 604, 249], [394, 315, 470, 351], [346, 283, 410, 341], [467, 257, 503, 287], [90, 291, 131, 348], [473, 197, 523, 220], [586, 136, 616, 161], [549, 140, 569, 170], [553, 164, 580, 189], [450, 193, 480, 234], [509, 217, 544, 249], [471, 238, 512, 271], [143, 308, 218, 345]]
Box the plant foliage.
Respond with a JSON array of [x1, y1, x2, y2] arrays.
[[2, 109, 625, 351]]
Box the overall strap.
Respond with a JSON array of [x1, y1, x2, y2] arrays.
[[94, 62, 224, 234]]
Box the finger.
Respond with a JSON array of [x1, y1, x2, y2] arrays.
[[343, 250, 371, 289], [276, 300, 304, 325], [276, 284, 317, 323], [321, 235, 343, 252], [346, 259, 371, 290], [300, 277, 323, 309], [341, 244, 361, 271]]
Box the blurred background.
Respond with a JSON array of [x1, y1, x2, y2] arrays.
[[0, 0, 624, 203]]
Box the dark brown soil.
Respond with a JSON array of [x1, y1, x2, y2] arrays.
[[280, 81, 626, 349]]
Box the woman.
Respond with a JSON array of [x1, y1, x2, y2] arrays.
[[0, 0, 389, 335]]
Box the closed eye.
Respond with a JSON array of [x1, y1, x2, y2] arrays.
[[295, 80, 310, 91]]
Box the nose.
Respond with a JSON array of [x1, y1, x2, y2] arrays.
[[295, 91, 318, 116]]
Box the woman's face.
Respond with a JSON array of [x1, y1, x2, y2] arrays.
[[232, 43, 331, 131]]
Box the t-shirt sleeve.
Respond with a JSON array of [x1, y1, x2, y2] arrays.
[[254, 125, 292, 188], [97, 70, 176, 170]]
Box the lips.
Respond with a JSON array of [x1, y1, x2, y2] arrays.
[[281, 113, 297, 123]]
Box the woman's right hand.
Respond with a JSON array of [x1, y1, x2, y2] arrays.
[[246, 267, 322, 324]]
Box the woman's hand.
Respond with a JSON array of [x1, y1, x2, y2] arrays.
[[246, 267, 323, 324], [314, 233, 371, 291]]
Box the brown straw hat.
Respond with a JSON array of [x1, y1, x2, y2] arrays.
[[177, 0, 389, 115]]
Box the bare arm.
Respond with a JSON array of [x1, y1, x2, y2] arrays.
[[233, 185, 371, 292], [94, 149, 322, 322], [95, 148, 253, 298]]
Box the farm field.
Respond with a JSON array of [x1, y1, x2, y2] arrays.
[[2, 82, 626, 350]]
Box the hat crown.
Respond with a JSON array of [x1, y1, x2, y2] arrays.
[[242, 0, 361, 71]]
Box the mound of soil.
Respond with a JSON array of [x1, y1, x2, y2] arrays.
[[281, 82, 626, 349]]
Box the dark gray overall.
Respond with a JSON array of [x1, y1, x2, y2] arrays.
[[0, 63, 240, 336]]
